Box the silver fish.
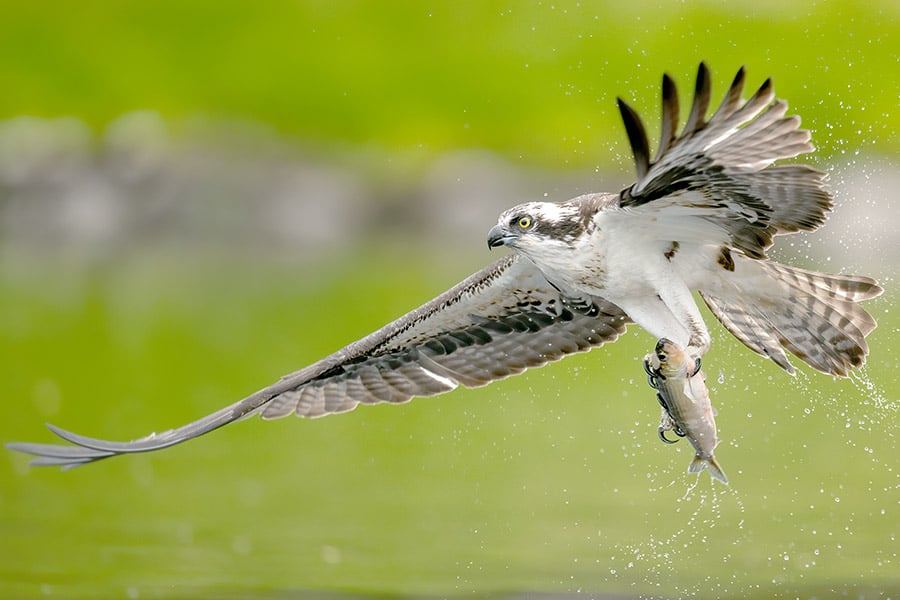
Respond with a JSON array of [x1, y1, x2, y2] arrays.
[[643, 338, 728, 484]]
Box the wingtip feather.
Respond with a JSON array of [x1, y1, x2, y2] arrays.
[[711, 65, 747, 121], [732, 65, 747, 88], [655, 73, 679, 162], [617, 97, 650, 180], [684, 62, 712, 135]]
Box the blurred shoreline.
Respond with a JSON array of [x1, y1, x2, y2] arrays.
[[1, 112, 896, 279]]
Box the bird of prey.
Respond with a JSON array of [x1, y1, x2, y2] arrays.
[[7, 63, 882, 469]]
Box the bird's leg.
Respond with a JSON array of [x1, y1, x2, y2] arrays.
[[655, 284, 710, 376], [685, 334, 708, 376], [683, 311, 710, 377]]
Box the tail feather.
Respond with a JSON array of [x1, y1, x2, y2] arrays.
[[764, 262, 883, 305], [701, 294, 795, 373], [701, 258, 882, 376]]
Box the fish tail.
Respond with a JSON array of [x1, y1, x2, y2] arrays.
[[689, 454, 729, 485]]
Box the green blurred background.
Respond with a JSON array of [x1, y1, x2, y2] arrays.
[[1, 1, 897, 599]]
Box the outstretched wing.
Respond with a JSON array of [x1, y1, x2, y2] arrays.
[[7, 254, 629, 469], [616, 62, 832, 259]]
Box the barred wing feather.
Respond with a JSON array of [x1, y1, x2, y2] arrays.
[[617, 63, 833, 259], [7, 254, 629, 469]]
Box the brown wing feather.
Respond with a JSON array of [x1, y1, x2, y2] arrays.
[[616, 97, 650, 180], [617, 63, 831, 259], [683, 63, 711, 135], [654, 73, 679, 162], [6, 255, 629, 469]]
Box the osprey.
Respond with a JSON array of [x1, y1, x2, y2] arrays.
[[8, 64, 882, 469]]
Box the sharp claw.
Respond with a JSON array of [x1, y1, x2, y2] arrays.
[[643, 358, 663, 389], [642, 358, 658, 389], [655, 392, 668, 410], [658, 428, 679, 444], [692, 357, 702, 377], [674, 427, 687, 438]]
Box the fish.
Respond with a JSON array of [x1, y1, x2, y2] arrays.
[[643, 338, 729, 485]]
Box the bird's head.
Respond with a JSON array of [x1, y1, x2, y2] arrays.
[[487, 201, 584, 253]]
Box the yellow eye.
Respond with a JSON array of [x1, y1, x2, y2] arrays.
[[518, 216, 532, 229]]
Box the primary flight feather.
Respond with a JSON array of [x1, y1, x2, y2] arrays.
[[8, 63, 882, 469]]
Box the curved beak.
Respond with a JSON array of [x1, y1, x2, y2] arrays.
[[487, 224, 512, 249]]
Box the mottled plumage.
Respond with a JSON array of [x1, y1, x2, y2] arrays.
[[8, 64, 882, 469], [8, 255, 629, 468], [490, 63, 881, 373]]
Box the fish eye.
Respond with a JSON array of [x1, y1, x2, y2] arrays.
[[516, 216, 533, 230]]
